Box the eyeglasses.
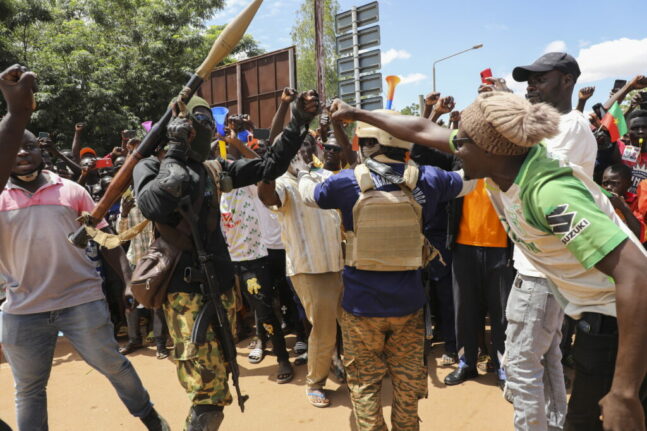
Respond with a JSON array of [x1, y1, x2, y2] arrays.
[[452, 135, 473, 151], [323, 144, 341, 153]]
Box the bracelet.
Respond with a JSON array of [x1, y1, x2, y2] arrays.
[[448, 130, 459, 153]]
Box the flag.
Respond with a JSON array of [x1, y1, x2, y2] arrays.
[[600, 101, 628, 142]]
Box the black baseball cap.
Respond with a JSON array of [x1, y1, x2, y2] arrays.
[[512, 52, 581, 82]]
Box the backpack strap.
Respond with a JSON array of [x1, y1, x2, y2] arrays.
[[203, 159, 224, 204], [354, 164, 376, 193], [402, 165, 420, 191]]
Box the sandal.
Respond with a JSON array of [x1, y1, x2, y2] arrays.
[[248, 339, 265, 364], [294, 352, 308, 366], [306, 389, 330, 408], [293, 340, 307, 355], [156, 346, 169, 360], [277, 361, 294, 384]]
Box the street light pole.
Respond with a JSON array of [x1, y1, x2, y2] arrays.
[[432, 44, 483, 92]]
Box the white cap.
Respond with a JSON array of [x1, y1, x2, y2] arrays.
[[355, 109, 412, 150]]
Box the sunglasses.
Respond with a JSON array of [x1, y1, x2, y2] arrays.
[[193, 113, 215, 130], [452, 135, 473, 151], [323, 144, 341, 153]]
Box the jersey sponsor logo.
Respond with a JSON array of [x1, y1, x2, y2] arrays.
[[547, 204, 591, 246], [546, 204, 575, 234], [560, 218, 590, 246]]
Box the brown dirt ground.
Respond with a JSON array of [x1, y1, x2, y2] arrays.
[[0, 334, 514, 430]]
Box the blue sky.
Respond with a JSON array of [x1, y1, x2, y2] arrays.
[[209, 0, 647, 112]]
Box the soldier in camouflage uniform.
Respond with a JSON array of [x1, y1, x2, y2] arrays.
[[298, 108, 472, 430], [134, 91, 320, 430]]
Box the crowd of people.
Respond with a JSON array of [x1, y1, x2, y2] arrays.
[[0, 49, 646, 431]]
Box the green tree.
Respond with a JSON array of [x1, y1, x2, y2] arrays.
[[400, 103, 420, 117], [1, 0, 262, 154], [291, 0, 339, 99]]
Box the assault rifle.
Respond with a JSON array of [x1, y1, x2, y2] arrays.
[[178, 195, 249, 412]]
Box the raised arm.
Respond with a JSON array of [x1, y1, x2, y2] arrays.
[[257, 180, 281, 207], [0, 64, 37, 190], [225, 132, 259, 159], [330, 98, 453, 154], [576, 86, 595, 113], [225, 90, 319, 189], [603, 75, 647, 111], [269, 87, 297, 144], [39, 139, 82, 175], [331, 117, 357, 168], [71, 122, 84, 163], [430, 96, 455, 124], [595, 238, 647, 431], [422, 92, 440, 119]]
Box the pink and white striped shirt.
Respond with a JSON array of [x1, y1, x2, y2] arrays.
[[0, 171, 107, 314]]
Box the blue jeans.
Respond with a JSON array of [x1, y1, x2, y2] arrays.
[[504, 275, 567, 431], [1, 299, 153, 430]]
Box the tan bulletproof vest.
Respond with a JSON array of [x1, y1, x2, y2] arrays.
[[344, 163, 431, 271]]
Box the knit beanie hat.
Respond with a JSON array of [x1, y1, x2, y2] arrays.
[[460, 91, 561, 155]]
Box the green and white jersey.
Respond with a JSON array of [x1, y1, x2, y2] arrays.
[[486, 144, 647, 319]]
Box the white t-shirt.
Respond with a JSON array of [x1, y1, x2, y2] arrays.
[[514, 109, 598, 277], [220, 185, 268, 262], [257, 203, 284, 250]]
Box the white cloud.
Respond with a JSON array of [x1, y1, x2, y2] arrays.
[[382, 49, 411, 66], [503, 73, 527, 95], [212, 0, 249, 21], [543, 40, 567, 53], [577, 37, 647, 83], [399, 73, 427, 85]]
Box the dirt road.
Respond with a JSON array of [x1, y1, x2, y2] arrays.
[[0, 335, 513, 430]]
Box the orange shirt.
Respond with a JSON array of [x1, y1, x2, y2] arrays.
[[456, 179, 508, 248], [636, 179, 647, 218]]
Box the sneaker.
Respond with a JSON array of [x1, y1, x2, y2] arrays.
[[119, 341, 143, 356], [293, 340, 308, 355], [440, 353, 458, 366], [156, 345, 169, 360], [141, 408, 171, 431]]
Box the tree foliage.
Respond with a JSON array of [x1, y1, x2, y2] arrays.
[[0, 0, 263, 154], [290, 0, 339, 100], [400, 103, 420, 117]]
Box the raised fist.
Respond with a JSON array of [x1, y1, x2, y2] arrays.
[[0, 64, 37, 115], [292, 90, 321, 125], [424, 92, 441, 106], [578, 86, 595, 101], [281, 87, 298, 104], [330, 98, 357, 123], [435, 96, 455, 115]]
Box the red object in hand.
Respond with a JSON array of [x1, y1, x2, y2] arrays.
[[95, 157, 113, 169], [480, 68, 493, 84]]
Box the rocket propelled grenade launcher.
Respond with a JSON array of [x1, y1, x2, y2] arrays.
[[69, 0, 264, 248]]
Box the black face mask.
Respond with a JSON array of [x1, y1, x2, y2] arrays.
[[190, 114, 214, 162]]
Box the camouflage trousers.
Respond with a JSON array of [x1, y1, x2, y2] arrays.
[[163, 289, 237, 418], [341, 309, 427, 431]]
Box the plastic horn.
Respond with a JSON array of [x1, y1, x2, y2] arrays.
[[68, 0, 264, 249], [385, 75, 401, 110]]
